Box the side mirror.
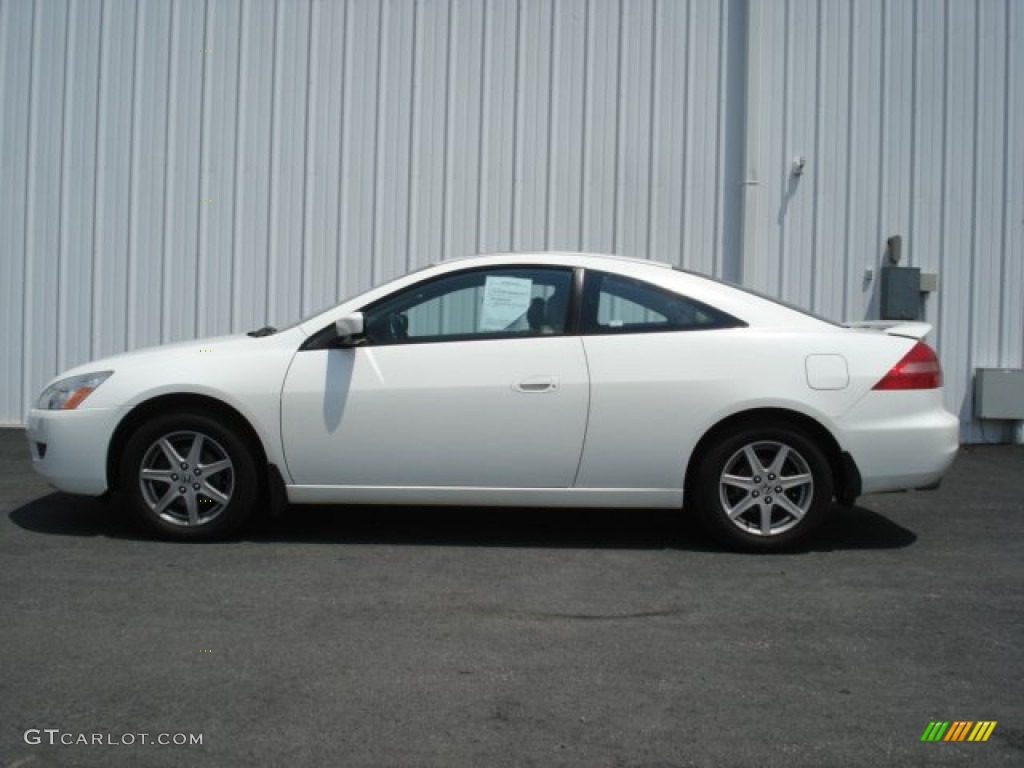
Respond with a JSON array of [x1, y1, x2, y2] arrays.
[[333, 312, 365, 346]]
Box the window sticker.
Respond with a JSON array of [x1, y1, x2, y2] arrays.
[[479, 276, 533, 331]]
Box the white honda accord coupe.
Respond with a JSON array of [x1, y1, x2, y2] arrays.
[[27, 253, 958, 550]]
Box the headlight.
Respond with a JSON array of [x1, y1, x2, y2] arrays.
[[36, 371, 114, 410]]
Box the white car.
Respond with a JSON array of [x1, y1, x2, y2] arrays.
[[27, 253, 958, 550]]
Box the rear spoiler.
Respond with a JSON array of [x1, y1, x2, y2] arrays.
[[844, 321, 932, 340]]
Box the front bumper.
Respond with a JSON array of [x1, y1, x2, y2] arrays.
[[26, 407, 125, 495]]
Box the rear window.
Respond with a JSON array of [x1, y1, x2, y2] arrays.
[[673, 267, 842, 327]]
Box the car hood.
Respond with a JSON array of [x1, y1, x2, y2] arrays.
[[41, 332, 296, 391], [34, 328, 309, 414]]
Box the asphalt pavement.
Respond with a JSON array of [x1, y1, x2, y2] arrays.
[[1, 427, 1022, 767]]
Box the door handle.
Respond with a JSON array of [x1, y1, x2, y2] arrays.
[[513, 376, 559, 393]]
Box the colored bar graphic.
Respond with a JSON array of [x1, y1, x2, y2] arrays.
[[922, 720, 996, 742], [973, 722, 997, 742], [944, 721, 971, 741]]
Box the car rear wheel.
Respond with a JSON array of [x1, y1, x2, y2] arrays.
[[693, 423, 833, 551], [121, 411, 258, 541]]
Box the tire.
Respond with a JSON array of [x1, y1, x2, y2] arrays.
[[120, 411, 259, 541], [693, 422, 833, 552]]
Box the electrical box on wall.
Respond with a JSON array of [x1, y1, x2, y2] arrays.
[[880, 266, 921, 320], [975, 369, 1024, 419]]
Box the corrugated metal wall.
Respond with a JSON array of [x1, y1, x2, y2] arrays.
[[747, 0, 1024, 442], [0, 0, 737, 423], [1, 0, 1022, 442]]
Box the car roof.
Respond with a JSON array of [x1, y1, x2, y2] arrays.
[[297, 251, 836, 336], [432, 253, 841, 330], [437, 251, 675, 271]]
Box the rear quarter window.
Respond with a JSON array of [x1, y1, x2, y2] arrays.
[[581, 271, 745, 335]]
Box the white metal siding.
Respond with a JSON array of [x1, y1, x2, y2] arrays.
[[747, 0, 1024, 441], [1, 0, 1022, 443]]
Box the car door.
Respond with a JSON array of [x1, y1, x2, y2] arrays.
[[574, 269, 746, 491], [280, 266, 589, 489]]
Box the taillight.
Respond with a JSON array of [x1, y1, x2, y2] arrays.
[[872, 341, 943, 390]]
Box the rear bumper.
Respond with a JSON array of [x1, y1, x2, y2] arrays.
[[837, 391, 959, 495], [26, 407, 123, 495]]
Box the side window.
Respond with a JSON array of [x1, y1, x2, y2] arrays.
[[363, 267, 573, 344], [581, 271, 741, 335]]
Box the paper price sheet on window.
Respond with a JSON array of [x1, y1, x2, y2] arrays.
[[478, 276, 533, 332]]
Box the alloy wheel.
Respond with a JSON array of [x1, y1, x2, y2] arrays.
[[138, 431, 235, 527], [718, 440, 815, 537]]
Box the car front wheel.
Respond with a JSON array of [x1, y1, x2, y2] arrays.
[[693, 423, 833, 551], [120, 411, 258, 541]]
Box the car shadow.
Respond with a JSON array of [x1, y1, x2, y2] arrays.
[[9, 492, 917, 552], [7, 494, 140, 539]]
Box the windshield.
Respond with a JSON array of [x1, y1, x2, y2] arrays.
[[274, 299, 346, 333], [272, 261, 449, 334]]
